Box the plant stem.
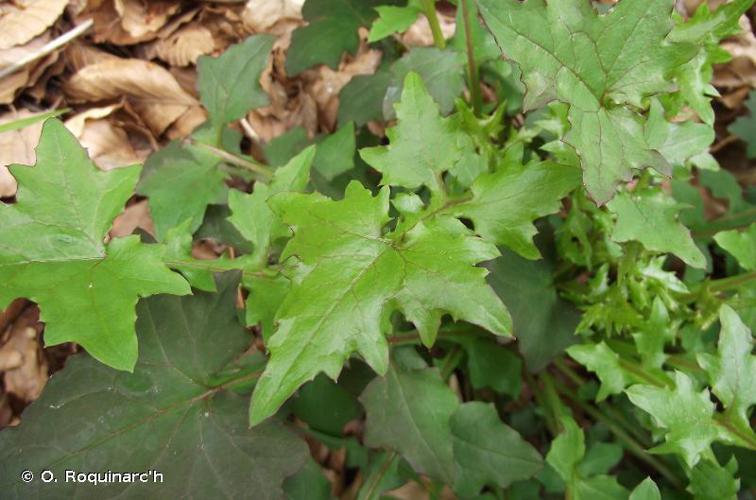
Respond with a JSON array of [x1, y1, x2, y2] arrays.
[[708, 270, 756, 293], [189, 140, 272, 179], [440, 345, 464, 380], [420, 0, 446, 49], [460, 0, 482, 115], [554, 381, 685, 489]]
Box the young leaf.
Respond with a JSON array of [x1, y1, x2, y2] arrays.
[[478, 0, 692, 203], [368, 4, 420, 42], [714, 224, 756, 270], [0, 119, 190, 371], [0, 275, 308, 497], [198, 35, 275, 132], [451, 402, 543, 496], [360, 364, 459, 483], [626, 371, 720, 467], [697, 305, 755, 432], [453, 161, 580, 259], [567, 342, 628, 402], [228, 146, 315, 267], [629, 477, 661, 500], [607, 188, 706, 268], [338, 67, 393, 127], [729, 90, 756, 158], [249, 182, 511, 425], [546, 415, 628, 500], [360, 72, 474, 192], [687, 456, 740, 500]]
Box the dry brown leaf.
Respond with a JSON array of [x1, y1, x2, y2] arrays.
[[0, 34, 58, 104], [64, 42, 121, 72], [86, 0, 158, 45], [166, 105, 207, 140], [401, 11, 455, 47], [111, 199, 155, 238], [153, 24, 216, 67], [0, 318, 47, 403], [114, 0, 180, 38], [242, 0, 303, 32], [0, 0, 69, 50], [0, 109, 47, 197], [79, 119, 142, 170], [65, 59, 198, 135]]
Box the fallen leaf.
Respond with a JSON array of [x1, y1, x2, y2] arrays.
[[65, 58, 198, 135], [114, 0, 180, 39], [0, 0, 69, 50], [0, 315, 47, 403], [242, 0, 304, 32], [401, 10, 455, 47], [110, 199, 155, 238], [0, 110, 46, 197], [151, 24, 216, 67], [0, 34, 59, 104]]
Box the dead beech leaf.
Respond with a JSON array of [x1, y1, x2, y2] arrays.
[[86, 0, 159, 45], [0, 34, 58, 104], [0, 110, 46, 197], [111, 199, 155, 238], [401, 10, 455, 47], [0, 325, 47, 403], [65, 59, 198, 135], [153, 24, 216, 67], [79, 120, 142, 170], [242, 0, 304, 32], [64, 42, 121, 72], [0, 0, 69, 50], [166, 105, 207, 140], [114, 0, 180, 38]]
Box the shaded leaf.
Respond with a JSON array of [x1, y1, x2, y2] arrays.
[[451, 402, 543, 496], [0, 275, 308, 498]]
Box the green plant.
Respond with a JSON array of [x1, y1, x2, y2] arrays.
[[1, 0, 755, 498]]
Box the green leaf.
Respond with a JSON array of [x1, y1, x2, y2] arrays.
[[290, 374, 362, 436], [360, 72, 474, 192], [546, 416, 627, 500], [163, 219, 216, 292], [198, 35, 275, 132], [451, 402, 543, 496], [249, 182, 510, 425], [357, 451, 404, 500], [452, 336, 521, 397], [698, 305, 756, 432], [629, 477, 661, 500], [479, 0, 693, 203], [626, 371, 720, 467], [284, 458, 333, 500], [360, 364, 459, 482], [228, 146, 315, 266], [0, 275, 308, 497], [286, 0, 389, 75], [729, 90, 756, 158], [138, 141, 227, 239], [314, 122, 356, 180], [546, 416, 585, 482], [0, 119, 190, 371], [338, 68, 393, 127], [486, 240, 579, 371], [714, 224, 756, 270], [607, 188, 706, 268], [454, 161, 580, 259], [687, 456, 740, 500], [645, 100, 714, 167], [368, 5, 420, 42], [385, 47, 465, 118], [567, 342, 628, 402]]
